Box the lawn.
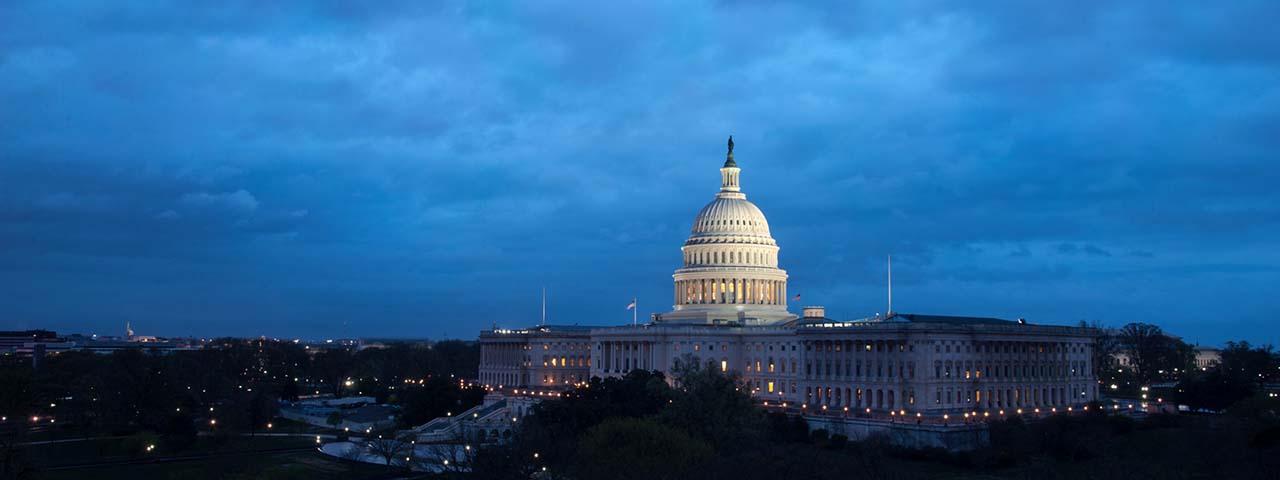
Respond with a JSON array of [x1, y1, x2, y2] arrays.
[[23, 433, 399, 480], [25, 435, 317, 467], [39, 449, 396, 480]]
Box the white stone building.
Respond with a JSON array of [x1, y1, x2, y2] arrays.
[[480, 138, 1099, 415]]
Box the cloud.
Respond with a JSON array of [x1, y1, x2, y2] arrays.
[[1056, 243, 1113, 257], [179, 190, 259, 213], [1, 0, 1277, 344]]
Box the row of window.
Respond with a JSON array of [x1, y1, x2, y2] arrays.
[[542, 355, 589, 368], [806, 340, 913, 353], [803, 339, 1091, 357], [806, 386, 915, 410], [745, 357, 798, 374], [806, 359, 916, 379], [932, 341, 1091, 356], [933, 385, 1091, 408], [683, 249, 774, 266], [933, 360, 1089, 380]]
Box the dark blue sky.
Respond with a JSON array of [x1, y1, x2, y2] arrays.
[[2, 2, 1277, 345]]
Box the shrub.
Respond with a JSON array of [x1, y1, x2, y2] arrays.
[[828, 434, 848, 449]]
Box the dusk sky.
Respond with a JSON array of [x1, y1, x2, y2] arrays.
[[2, 1, 1277, 345]]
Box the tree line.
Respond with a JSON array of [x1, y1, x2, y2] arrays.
[[1090, 322, 1279, 412], [0, 339, 483, 478]]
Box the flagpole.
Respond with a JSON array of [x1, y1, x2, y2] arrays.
[[633, 298, 637, 326], [887, 254, 892, 315]]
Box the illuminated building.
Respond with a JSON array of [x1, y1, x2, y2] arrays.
[[481, 138, 1099, 414]]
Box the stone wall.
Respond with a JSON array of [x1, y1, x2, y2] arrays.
[[803, 415, 989, 452]]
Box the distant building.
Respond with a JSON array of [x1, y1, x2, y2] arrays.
[[479, 139, 1100, 415], [1194, 347, 1221, 370], [1, 330, 74, 357], [1, 330, 59, 353], [1109, 345, 1221, 372], [73, 339, 188, 355]]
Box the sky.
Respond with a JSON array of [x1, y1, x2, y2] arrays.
[[1, 1, 1277, 345]]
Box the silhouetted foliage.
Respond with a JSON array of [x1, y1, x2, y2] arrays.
[[575, 418, 712, 480], [1117, 323, 1195, 383], [5, 337, 479, 464], [397, 376, 485, 428]]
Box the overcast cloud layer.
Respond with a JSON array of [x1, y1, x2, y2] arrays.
[[2, 1, 1277, 344]]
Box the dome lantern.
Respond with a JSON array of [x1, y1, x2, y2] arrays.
[[718, 135, 743, 198]]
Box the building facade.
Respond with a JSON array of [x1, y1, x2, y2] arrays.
[[479, 139, 1099, 414], [477, 325, 592, 389]]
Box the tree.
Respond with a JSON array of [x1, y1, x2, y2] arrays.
[[365, 433, 413, 468], [244, 391, 278, 436], [1218, 341, 1279, 389], [1116, 323, 1193, 384], [281, 378, 300, 402], [1177, 370, 1255, 412], [575, 418, 712, 480], [660, 357, 765, 449], [326, 411, 343, 430], [160, 411, 198, 452], [397, 376, 485, 428], [0, 370, 37, 480], [1081, 320, 1119, 380], [311, 348, 355, 397]]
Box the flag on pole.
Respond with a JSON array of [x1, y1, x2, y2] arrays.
[[791, 293, 801, 302], [626, 299, 637, 310]]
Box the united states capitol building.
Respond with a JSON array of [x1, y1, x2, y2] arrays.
[[479, 138, 1098, 416]]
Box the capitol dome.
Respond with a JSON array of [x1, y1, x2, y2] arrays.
[[659, 136, 794, 326], [687, 197, 774, 244]]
